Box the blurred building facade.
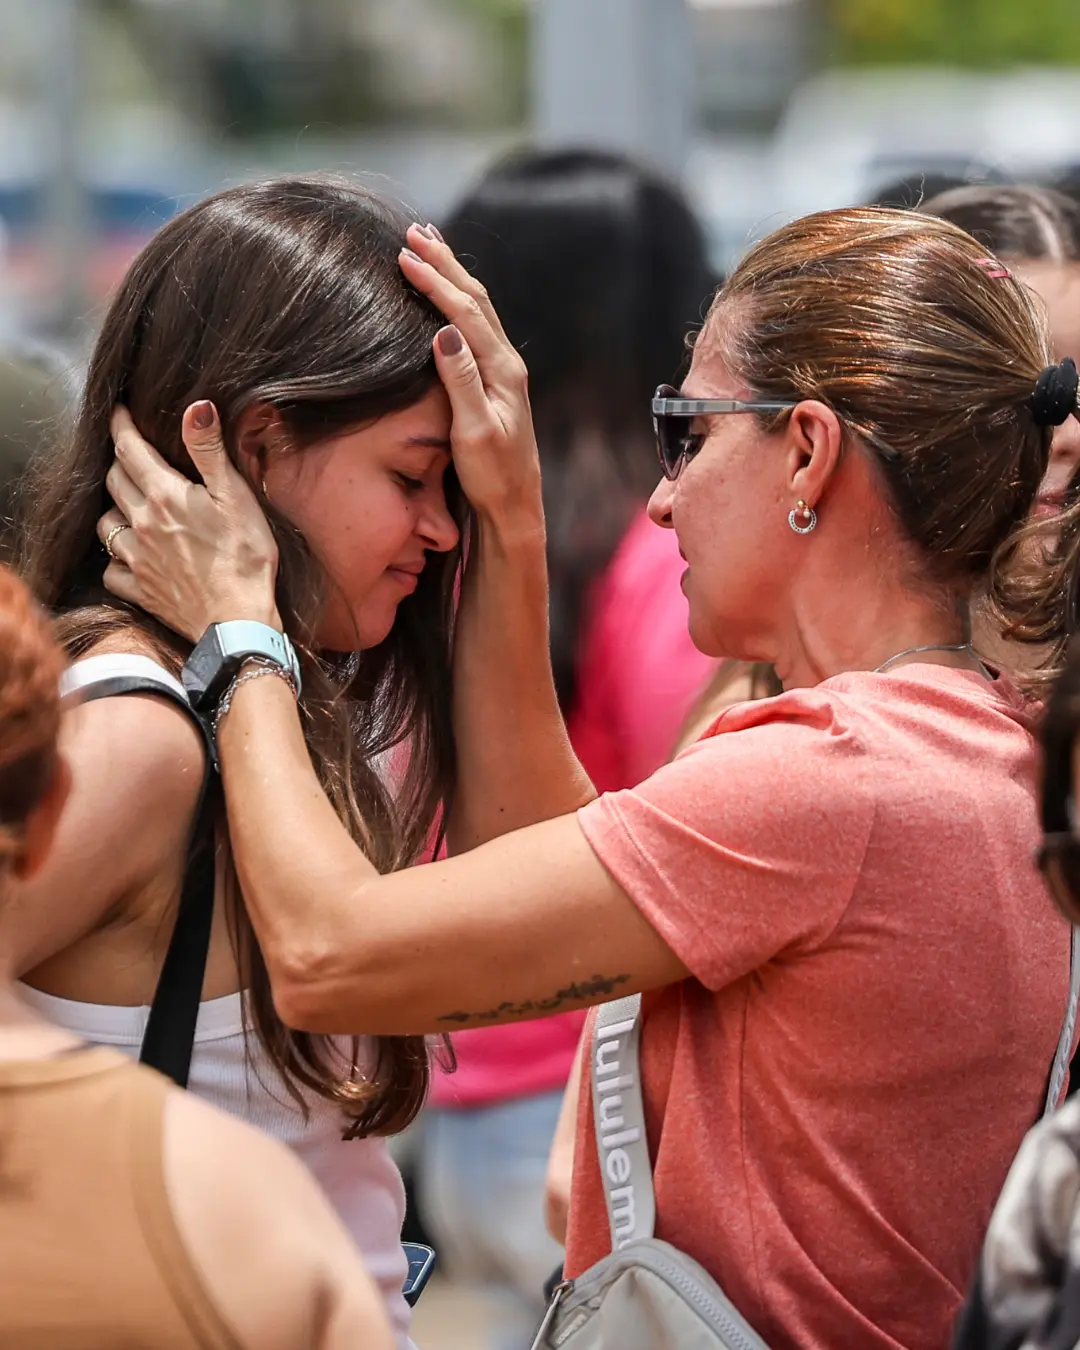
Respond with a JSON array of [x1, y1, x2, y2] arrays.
[[4, 0, 1080, 341]]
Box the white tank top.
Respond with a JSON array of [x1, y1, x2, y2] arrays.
[[41, 651, 416, 1347], [18, 983, 415, 1348]]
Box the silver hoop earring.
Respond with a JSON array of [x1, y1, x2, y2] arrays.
[[788, 500, 817, 534]]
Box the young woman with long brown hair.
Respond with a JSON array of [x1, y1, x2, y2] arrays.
[[0, 563, 394, 1350], [13, 177, 471, 1347], [100, 206, 1080, 1350]]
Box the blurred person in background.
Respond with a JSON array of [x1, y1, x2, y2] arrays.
[[97, 206, 1077, 1350], [13, 176, 476, 1350], [870, 171, 974, 210], [921, 186, 1080, 522], [0, 563, 394, 1350], [920, 187, 1080, 680], [0, 340, 74, 561], [417, 148, 716, 1349]]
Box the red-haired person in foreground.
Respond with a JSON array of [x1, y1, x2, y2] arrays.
[[0, 564, 392, 1350]]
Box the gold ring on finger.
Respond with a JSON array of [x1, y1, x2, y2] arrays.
[[104, 522, 131, 561]]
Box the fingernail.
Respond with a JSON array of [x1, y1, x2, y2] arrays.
[[413, 223, 435, 240], [437, 325, 463, 357], [401, 247, 424, 264], [427, 223, 445, 243], [191, 400, 214, 430]]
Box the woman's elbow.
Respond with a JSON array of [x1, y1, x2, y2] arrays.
[[265, 938, 352, 1032]]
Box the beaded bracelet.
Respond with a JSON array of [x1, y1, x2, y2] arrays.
[[212, 658, 299, 738]]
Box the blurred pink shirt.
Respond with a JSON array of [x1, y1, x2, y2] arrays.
[[431, 511, 713, 1109]]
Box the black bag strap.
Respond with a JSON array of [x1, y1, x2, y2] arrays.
[[61, 654, 217, 1088]]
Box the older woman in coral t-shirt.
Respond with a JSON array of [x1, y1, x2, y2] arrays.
[[101, 207, 1072, 1350]]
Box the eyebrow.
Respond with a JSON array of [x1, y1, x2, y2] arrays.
[[402, 436, 452, 452]]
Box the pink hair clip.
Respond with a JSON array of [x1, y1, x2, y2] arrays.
[[975, 256, 1012, 280]]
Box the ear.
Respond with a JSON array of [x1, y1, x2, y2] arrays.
[[782, 400, 844, 510], [12, 754, 72, 882], [233, 402, 289, 490]]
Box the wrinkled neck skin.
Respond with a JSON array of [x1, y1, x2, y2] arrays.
[[772, 561, 976, 690]]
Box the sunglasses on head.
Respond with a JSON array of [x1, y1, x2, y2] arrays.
[[651, 384, 797, 480]]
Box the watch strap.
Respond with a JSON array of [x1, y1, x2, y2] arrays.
[[182, 621, 301, 709]]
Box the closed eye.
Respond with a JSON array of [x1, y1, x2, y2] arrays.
[[395, 473, 426, 493]]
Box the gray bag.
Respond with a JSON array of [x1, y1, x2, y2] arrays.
[[529, 994, 770, 1350], [531, 933, 1080, 1350]]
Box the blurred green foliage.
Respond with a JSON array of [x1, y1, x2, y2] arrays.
[[449, 0, 530, 123], [829, 0, 1080, 66], [105, 0, 529, 136]]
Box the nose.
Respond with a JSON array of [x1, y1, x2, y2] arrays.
[[648, 475, 675, 529], [418, 491, 461, 554]]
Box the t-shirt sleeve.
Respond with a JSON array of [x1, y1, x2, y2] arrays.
[[576, 692, 876, 991]]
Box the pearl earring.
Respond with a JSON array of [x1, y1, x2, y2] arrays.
[[788, 500, 817, 534]]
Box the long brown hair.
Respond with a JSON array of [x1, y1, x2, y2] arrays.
[[709, 207, 1060, 644], [17, 176, 468, 1135]]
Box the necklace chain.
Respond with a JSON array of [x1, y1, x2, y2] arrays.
[[873, 642, 977, 674]]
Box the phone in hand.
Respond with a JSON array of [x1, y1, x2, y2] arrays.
[[402, 1242, 437, 1306]]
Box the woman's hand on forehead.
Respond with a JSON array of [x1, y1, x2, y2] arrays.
[[398, 223, 542, 527]]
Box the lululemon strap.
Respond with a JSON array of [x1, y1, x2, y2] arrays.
[[1045, 924, 1080, 1115], [591, 994, 656, 1250]]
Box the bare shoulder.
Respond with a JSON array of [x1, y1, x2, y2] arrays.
[[9, 630, 207, 973], [64, 630, 204, 801], [162, 1092, 393, 1350]]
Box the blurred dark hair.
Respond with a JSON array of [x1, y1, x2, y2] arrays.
[[0, 341, 74, 564], [869, 172, 975, 210], [17, 176, 467, 1136], [920, 185, 1080, 263], [442, 148, 717, 707]]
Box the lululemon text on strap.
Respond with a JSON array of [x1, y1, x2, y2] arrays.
[[593, 942, 1080, 1255], [591, 994, 656, 1248]]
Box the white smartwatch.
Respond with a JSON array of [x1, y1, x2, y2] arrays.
[[182, 621, 302, 714]]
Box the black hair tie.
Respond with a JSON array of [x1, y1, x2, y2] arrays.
[[1032, 357, 1079, 427]]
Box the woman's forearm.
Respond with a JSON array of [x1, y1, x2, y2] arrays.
[[211, 671, 685, 1036], [216, 674, 379, 986], [447, 503, 596, 853]]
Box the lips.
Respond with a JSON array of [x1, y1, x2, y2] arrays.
[[386, 560, 425, 592]]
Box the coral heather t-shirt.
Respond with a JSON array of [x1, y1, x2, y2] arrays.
[[568, 665, 1070, 1350]]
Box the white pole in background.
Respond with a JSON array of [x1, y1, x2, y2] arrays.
[[531, 0, 694, 176]]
